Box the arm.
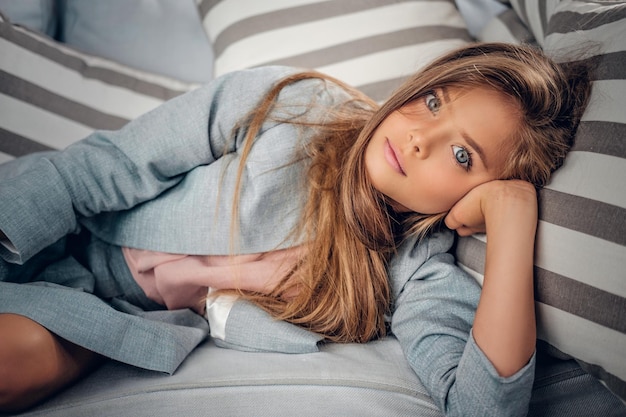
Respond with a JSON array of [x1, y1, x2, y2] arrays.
[[445, 179, 537, 377], [390, 181, 537, 416], [0, 66, 298, 264]]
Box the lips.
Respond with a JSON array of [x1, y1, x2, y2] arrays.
[[384, 138, 406, 176]]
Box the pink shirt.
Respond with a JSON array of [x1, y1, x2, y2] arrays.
[[122, 246, 304, 314]]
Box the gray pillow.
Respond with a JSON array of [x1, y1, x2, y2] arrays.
[[60, 0, 214, 83], [0, 0, 56, 36]]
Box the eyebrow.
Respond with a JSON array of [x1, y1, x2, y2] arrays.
[[440, 88, 489, 169], [462, 133, 488, 169]]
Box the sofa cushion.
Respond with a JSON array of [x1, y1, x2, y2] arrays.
[[0, 0, 56, 36], [60, 0, 214, 83], [456, 0, 626, 401], [507, 0, 560, 46], [455, 0, 509, 38], [197, 0, 473, 102], [0, 12, 197, 163], [478, 6, 536, 44], [16, 337, 443, 417]]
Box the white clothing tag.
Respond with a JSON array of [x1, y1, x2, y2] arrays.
[[205, 288, 238, 341]]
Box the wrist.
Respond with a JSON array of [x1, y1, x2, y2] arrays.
[[483, 185, 538, 238]]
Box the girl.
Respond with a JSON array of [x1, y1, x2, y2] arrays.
[[0, 43, 596, 415]]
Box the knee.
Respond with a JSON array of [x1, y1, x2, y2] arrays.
[[0, 314, 58, 411]]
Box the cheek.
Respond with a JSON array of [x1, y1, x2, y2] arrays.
[[425, 175, 475, 212], [404, 181, 456, 214], [432, 186, 465, 212]]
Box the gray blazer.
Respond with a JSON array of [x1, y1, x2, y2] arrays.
[[0, 67, 535, 416]]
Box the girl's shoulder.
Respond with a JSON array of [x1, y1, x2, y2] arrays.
[[387, 230, 462, 294]]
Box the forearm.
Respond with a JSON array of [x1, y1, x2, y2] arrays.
[[391, 233, 535, 417], [472, 190, 537, 377]]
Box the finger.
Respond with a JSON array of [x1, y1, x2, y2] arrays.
[[455, 226, 480, 237], [444, 210, 462, 230], [454, 227, 471, 236]]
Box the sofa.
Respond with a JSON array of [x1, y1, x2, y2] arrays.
[[0, 1, 624, 416]]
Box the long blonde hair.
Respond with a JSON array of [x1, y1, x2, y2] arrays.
[[227, 43, 592, 343]]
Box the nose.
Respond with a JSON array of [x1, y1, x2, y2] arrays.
[[409, 130, 430, 159]]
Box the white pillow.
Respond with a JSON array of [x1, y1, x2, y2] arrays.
[[198, 0, 473, 102]]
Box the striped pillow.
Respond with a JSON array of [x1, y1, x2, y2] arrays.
[[0, 13, 198, 164], [507, 0, 560, 46], [478, 7, 536, 44], [457, 0, 626, 401], [198, 0, 473, 102]]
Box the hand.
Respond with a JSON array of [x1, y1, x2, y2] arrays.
[[444, 180, 538, 237]]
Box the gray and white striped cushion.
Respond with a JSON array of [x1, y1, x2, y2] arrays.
[[457, 0, 626, 401], [508, 0, 560, 46], [198, 0, 473, 102], [0, 13, 198, 163], [478, 7, 536, 44]]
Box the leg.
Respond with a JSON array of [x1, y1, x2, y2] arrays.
[[0, 313, 103, 413]]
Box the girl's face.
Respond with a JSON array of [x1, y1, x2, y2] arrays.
[[365, 86, 519, 214]]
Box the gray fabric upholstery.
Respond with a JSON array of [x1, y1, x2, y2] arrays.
[[16, 338, 444, 417]]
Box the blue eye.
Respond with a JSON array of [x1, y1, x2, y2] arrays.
[[424, 92, 441, 114], [452, 145, 472, 170]]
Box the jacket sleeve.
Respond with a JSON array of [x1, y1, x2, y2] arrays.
[[390, 232, 535, 417], [0, 66, 298, 264]]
